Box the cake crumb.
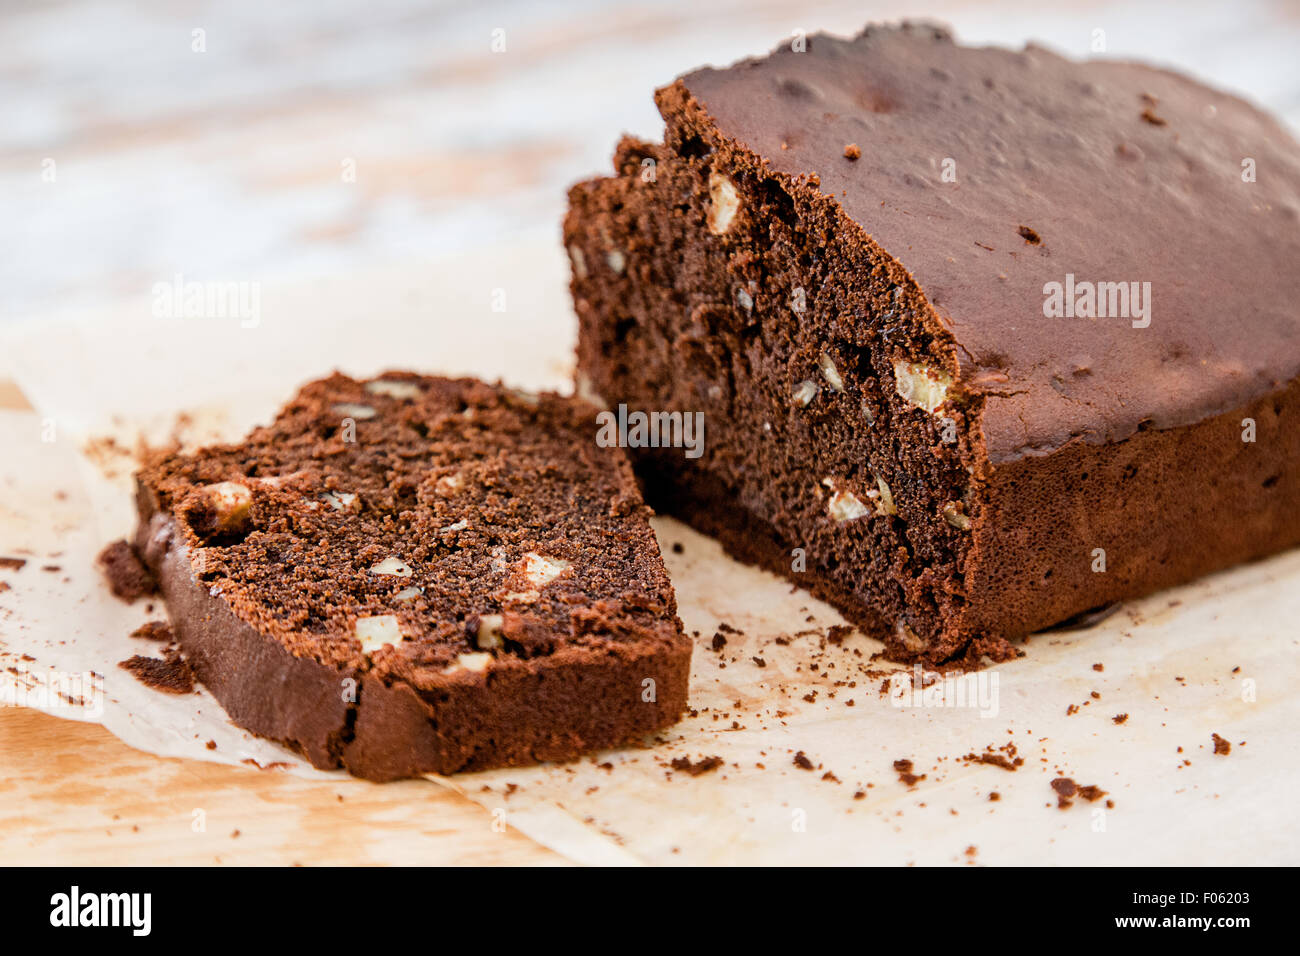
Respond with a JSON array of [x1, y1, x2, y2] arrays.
[[826, 624, 852, 644], [131, 621, 173, 642], [98, 540, 157, 601], [894, 758, 925, 787], [670, 755, 723, 776], [1140, 107, 1167, 126], [961, 744, 1023, 771], [118, 653, 195, 694], [1051, 777, 1106, 809]]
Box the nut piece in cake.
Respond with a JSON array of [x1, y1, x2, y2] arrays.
[[207, 481, 251, 520], [185, 481, 254, 538], [792, 379, 819, 407], [365, 379, 424, 400], [873, 475, 897, 516], [895, 620, 927, 653], [321, 491, 360, 512], [824, 477, 894, 520], [435, 472, 464, 496], [449, 652, 493, 674], [893, 361, 952, 414], [824, 479, 871, 522], [568, 244, 588, 279], [355, 614, 403, 653], [473, 613, 505, 650], [520, 552, 571, 588], [707, 171, 741, 234], [501, 590, 539, 605], [369, 556, 413, 577], [827, 490, 870, 522], [943, 501, 972, 530], [818, 353, 845, 392], [332, 402, 377, 420], [256, 471, 304, 488]]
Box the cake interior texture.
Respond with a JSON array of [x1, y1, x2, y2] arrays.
[[134, 373, 690, 779], [564, 23, 1300, 664]]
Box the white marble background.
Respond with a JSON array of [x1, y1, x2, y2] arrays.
[[2, 0, 1298, 324]]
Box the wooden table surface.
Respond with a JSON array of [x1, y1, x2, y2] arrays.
[[0, 708, 565, 865], [3, 0, 1298, 866]]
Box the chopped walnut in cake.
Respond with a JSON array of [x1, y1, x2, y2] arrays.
[[355, 615, 404, 653], [893, 361, 952, 414], [707, 171, 741, 234]]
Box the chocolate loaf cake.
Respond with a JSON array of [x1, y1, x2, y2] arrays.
[[565, 23, 1300, 664], [132, 373, 691, 780]]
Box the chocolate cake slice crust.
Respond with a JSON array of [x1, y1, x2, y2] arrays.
[[133, 373, 691, 780], [565, 23, 1300, 664]]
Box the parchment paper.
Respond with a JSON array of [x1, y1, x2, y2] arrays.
[[2, 240, 1296, 865]]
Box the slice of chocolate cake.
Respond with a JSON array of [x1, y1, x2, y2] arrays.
[[565, 23, 1300, 664], [132, 373, 691, 780]]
